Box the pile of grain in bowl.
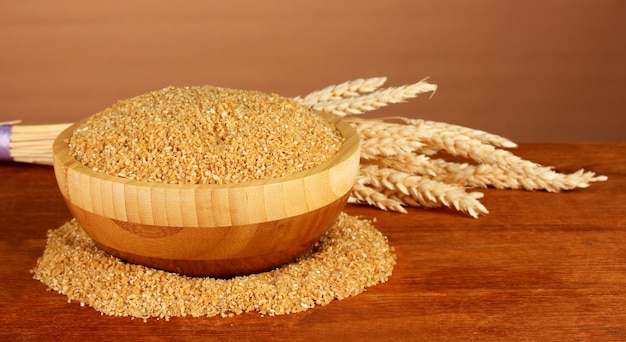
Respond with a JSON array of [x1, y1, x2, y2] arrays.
[[68, 85, 344, 184], [32, 213, 396, 320]]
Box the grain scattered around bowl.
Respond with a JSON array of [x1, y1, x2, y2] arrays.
[[68, 85, 343, 185], [32, 213, 396, 320]]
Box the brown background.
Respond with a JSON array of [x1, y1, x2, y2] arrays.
[[1, 0, 625, 142]]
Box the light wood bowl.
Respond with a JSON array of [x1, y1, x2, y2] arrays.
[[52, 112, 360, 277]]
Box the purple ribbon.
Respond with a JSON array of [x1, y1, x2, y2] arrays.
[[0, 125, 12, 162]]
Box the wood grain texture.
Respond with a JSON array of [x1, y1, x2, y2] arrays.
[[1, 143, 625, 340]]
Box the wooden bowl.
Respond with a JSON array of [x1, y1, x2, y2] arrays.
[[52, 112, 360, 277]]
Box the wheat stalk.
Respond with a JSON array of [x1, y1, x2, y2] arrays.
[[1, 121, 71, 165]]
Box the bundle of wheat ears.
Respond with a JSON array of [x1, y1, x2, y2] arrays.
[[2, 77, 607, 217], [0, 120, 71, 165], [295, 77, 607, 217]]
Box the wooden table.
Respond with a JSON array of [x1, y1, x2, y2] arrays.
[[1, 143, 625, 341]]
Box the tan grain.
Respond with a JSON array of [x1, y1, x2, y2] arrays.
[[32, 213, 396, 320], [68, 86, 343, 185]]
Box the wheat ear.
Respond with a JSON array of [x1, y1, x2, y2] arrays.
[[431, 158, 607, 191], [311, 79, 437, 116], [355, 164, 489, 218], [401, 118, 517, 149], [294, 77, 387, 107], [348, 119, 426, 159], [418, 131, 606, 191], [366, 154, 441, 177], [419, 131, 532, 170], [349, 183, 408, 213]]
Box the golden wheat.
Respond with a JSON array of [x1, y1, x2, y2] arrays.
[[354, 164, 488, 217], [400, 118, 517, 149], [302, 77, 607, 217], [348, 119, 426, 159], [365, 154, 440, 177], [430, 158, 607, 191], [349, 183, 408, 213], [310, 79, 437, 116], [294, 77, 387, 107]]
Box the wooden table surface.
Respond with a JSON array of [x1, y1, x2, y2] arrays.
[[1, 143, 625, 341]]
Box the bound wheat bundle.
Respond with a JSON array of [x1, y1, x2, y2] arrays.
[[3, 77, 607, 217], [0, 120, 71, 165]]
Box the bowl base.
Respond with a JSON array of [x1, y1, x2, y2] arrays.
[[66, 194, 348, 278]]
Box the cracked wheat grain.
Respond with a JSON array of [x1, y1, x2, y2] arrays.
[[68, 85, 343, 184], [32, 213, 396, 320]]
